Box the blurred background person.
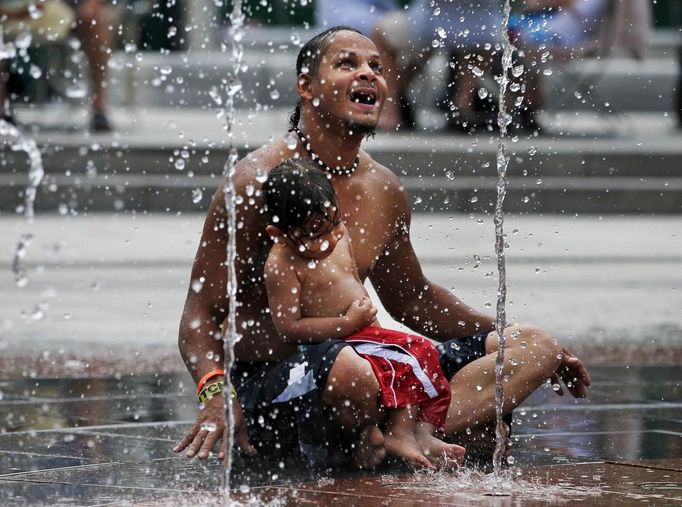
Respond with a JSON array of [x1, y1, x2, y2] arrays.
[[0, 0, 113, 131], [372, 0, 503, 131], [510, 0, 651, 134]]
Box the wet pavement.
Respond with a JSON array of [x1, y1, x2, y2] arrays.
[[1, 212, 680, 505], [0, 365, 679, 505]]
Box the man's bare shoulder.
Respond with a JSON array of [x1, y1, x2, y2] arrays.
[[234, 138, 294, 184], [360, 151, 402, 189], [359, 150, 411, 216]]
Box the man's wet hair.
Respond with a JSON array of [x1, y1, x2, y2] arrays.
[[288, 25, 363, 129], [263, 158, 339, 235]]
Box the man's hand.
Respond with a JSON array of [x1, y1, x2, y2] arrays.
[[173, 393, 256, 459], [551, 347, 592, 398], [345, 297, 378, 329]]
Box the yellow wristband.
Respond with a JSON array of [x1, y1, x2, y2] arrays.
[[198, 380, 224, 404]]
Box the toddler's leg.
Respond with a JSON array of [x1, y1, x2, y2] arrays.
[[384, 406, 433, 468]]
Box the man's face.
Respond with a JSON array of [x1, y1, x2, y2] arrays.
[[306, 31, 387, 133]]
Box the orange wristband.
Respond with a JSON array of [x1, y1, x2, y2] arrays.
[[196, 369, 226, 395]]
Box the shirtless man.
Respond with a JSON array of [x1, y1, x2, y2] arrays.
[[173, 26, 591, 465]]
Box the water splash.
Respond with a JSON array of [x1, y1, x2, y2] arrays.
[[492, 0, 516, 473], [0, 29, 45, 287], [386, 468, 602, 503], [221, 0, 245, 500]]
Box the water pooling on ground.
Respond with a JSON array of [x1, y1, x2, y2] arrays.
[[0, 366, 679, 505]]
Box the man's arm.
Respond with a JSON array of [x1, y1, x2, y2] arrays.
[[369, 181, 494, 341], [175, 166, 262, 459], [265, 255, 377, 342]]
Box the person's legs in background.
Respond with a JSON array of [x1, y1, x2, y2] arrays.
[[0, 61, 13, 124], [75, 0, 112, 131]]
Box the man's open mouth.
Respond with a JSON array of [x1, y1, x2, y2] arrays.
[[349, 88, 377, 106]]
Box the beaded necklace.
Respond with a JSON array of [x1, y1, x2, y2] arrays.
[[291, 126, 360, 177]]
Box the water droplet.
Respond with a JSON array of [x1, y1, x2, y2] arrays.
[[270, 89, 280, 100], [29, 65, 42, 79], [159, 65, 172, 75], [472, 66, 484, 77], [476, 385, 483, 391], [28, 3, 42, 19], [191, 278, 204, 293], [209, 87, 223, 106], [290, 32, 301, 46], [320, 240, 330, 252], [285, 132, 298, 150], [255, 167, 267, 183], [512, 65, 524, 78], [307, 260, 317, 269], [437, 27, 447, 39], [528, 146, 537, 156], [227, 81, 242, 97], [507, 455, 515, 465], [445, 171, 454, 180], [542, 68, 553, 76], [200, 422, 217, 432], [15, 32, 32, 49], [65, 82, 87, 99], [478, 88, 488, 99], [552, 383, 561, 392], [312, 97, 320, 107], [470, 196, 478, 203], [174, 159, 186, 171], [519, 341, 528, 349], [433, 7, 440, 15], [192, 188, 203, 204]]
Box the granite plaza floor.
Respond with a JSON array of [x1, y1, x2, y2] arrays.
[[0, 365, 680, 505]]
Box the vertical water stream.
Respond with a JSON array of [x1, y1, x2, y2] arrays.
[[492, 0, 515, 473], [221, 0, 244, 499]]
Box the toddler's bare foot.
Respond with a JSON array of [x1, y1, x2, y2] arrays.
[[415, 432, 466, 468], [384, 426, 434, 469], [353, 425, 386, 469]]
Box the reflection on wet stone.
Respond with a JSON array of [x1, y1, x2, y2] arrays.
[[0, 367, 678, 505]]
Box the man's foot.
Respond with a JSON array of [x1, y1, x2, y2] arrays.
[[415, 426, 466, 468], [384, 426, 434, 469], [90, 111, 111, 132], [353, 425, 386, 469]]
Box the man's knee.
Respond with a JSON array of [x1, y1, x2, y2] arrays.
[[506, 324, 562, 369]]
